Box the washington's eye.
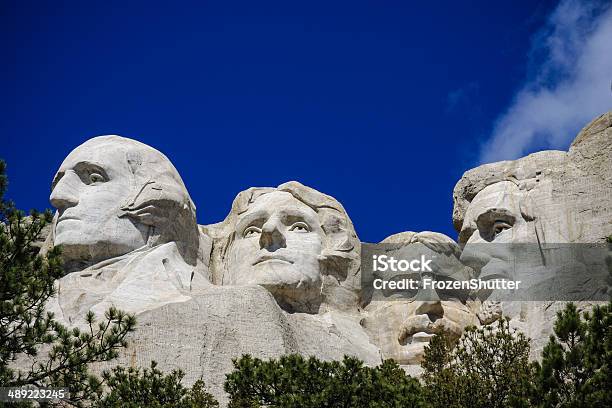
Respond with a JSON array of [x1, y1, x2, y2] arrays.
[[289, 222, 310, 233], [89, 173, 105, 184], [243, 226, 261, 238], [493, 220, 513, 236]]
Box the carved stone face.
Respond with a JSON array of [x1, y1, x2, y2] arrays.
[[50, 139, 148, 264], [459, 181, 536, 280], [459, 181, 530, 245], [363, 240, 478, 366], [363, 300, 477, 365], [226, 191, 324, 308]]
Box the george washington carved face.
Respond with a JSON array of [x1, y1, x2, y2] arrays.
[[51, 139, 149, 264], [50, 136, 197, 270]]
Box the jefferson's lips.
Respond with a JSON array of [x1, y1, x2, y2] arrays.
[[252, 255, 294, 266]]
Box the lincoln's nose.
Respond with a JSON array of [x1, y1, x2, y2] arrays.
[[50, 171, 80, 211]]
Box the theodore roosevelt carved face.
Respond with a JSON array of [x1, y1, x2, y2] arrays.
[[362, 232, 478, 366]]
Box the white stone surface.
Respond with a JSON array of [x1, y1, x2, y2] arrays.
[[101, 285, 380, 405], [206, 181, 362, 314], [30, 112, 610, 405], [452, 111, 612, 359], [46, 135, 210, 324], [361, 231, 479, 375]]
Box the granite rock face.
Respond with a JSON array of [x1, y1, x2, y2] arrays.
[[101, 285, 380, 405], [452, 111, 612, 358], [360, 231, 480, 377], [41, 138, 379, 403], [205, 181, 362, 314], [453, 111, 611, 245], [27, 112, 611, 404], [45, 136, 211, 326]]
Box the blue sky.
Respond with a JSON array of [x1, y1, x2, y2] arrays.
[[1, 0, 610, 243]]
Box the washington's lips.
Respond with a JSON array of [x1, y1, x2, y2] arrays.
[[252, 254, 294, 266], [57, 214, 80, 223]]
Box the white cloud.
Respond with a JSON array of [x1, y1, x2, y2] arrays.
[[480, 0, 612, 163]]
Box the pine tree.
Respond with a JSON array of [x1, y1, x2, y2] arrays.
[[421, 318, 532, 408], [531, 302, 611, 407], [96, 361, 218, 408], [224, 354, 425, 408], [0, 160, 136, 407]]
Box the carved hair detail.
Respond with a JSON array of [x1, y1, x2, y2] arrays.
[[54, 135, 201, 266], [210, 181, 362, 309]]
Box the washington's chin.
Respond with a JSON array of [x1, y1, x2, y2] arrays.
[[54, 230, 88, 247], [53, 232, 147, 266]]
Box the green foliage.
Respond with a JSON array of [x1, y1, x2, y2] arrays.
[[422, 318, 532, 408], [96, 361, 218, 408], [531, 302, 612, 407], [224, 354, 425, 408], [0, 160, 136, 407]]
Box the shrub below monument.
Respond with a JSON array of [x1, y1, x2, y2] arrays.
[[224, 354, 425, 407], [421, 317, 533, 408], [96, 361, 218, 408], [531, 302, 611, 407]]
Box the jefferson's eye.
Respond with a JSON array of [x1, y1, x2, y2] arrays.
[[493, 220, 513, 236], [89, 173, 105, 184], [289, 222, 310, 233], [243, 226, 261, 238]]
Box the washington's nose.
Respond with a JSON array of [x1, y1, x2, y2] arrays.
[[50, 171, 80, 210], [259, 218, 286, 251]]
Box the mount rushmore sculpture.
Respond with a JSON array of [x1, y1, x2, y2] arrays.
[[37, 111, 611, 403]]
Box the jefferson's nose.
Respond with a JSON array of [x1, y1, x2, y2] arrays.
[[259, 218, 286, 251], [50, 171, 80, 211]]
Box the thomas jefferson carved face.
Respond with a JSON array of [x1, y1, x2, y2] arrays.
[[50, 139, 149, 265], [226, 191, 325, 308]]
